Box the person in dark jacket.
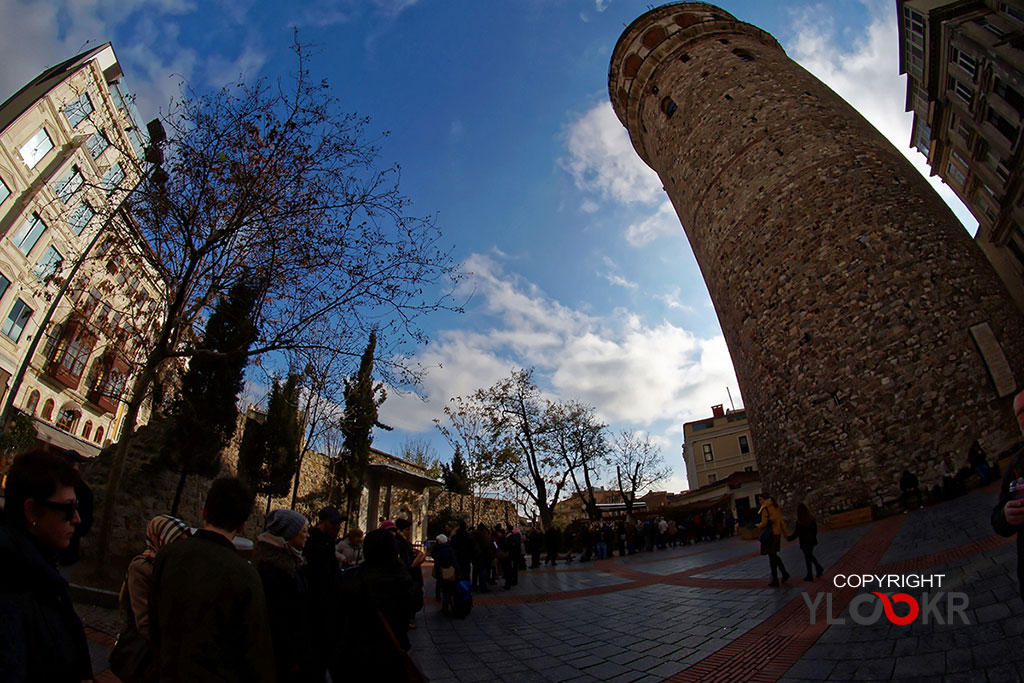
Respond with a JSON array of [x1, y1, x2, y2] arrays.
[[527, 526, 543, 568], [253, 509, 310, 683], [450, 521, 475, 586], [56, 449, 93, 571], [303, 505, 345, 683], [0, 449, 92, 682], [899, 470, 923, 512], [394, 517, 425, 618], [338, 528, 420, 681], [992, 390, 1024, 600], [786, 503, 824, 581], [544, 525, 560, 566], [472, 523, 493, 591], [149, 477, 274, 682], [503, 528, 522, 589], [432, 534, 462, 611]]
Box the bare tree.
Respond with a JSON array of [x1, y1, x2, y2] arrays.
[[546, 400, 608, 521], [610, 430, 670, 522], [93, 41, 460, 564]]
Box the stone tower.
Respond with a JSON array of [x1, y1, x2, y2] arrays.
[[609, 3, 1024, 514]]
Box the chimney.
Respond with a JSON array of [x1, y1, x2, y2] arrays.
[[711, 404, 725, 418]]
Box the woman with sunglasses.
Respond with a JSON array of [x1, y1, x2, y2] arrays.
[[0, 449, 93, 682]]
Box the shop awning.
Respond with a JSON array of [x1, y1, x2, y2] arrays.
[[31, 418, 102, 459]]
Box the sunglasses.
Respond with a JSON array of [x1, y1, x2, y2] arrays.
[[35, 498, 79, 522]]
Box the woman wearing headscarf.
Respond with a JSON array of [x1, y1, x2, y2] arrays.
[[110, 514, 191, 682], [0, 449, 92, 682], [253, 508, 310, 683], [757, 493, 791, 587]]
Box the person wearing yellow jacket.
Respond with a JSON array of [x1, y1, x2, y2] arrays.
[[756, 493, 791, 587]]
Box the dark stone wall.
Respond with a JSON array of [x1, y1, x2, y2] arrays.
[[610, 3, 1024, 515]]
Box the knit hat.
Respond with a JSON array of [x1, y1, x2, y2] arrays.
[[144, 515, 191, 559], [265, 509, 308, 540], [379, 520, 397, 531], [435, 534, 448, 544]]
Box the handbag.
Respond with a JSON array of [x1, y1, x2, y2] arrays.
[[757, 525, 773, 545], [440, 564, 456, 581]]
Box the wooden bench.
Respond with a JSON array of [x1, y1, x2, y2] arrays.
[[823, 506, 872, 529]]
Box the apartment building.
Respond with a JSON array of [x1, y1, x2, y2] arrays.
[[897, 0, 1024, 309], [682, 405, 756, 489], [0, 43, 162, 456]]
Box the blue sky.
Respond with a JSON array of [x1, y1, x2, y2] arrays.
[[1, 0, 977, 495]]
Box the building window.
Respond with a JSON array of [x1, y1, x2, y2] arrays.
[[68, 202, 94, 235], [950, 77, 974, 106], [986, 150, 1011, 183], [86, 130, 109, 159], [101, 163, 125, 193], [54, 165, 84, 204], [950, 47, 978, 78], [25, 390, 40, 414], [951, 114, 972, 142], [1, 299, 32, 342], [0, 176, 9, 205], [11, 213, 47, 256], [55, 407, 80, 433], [0, 272, 10, 302], [904, 6, 925, 36], [994, 78, 1024, 116], [19, 129, 53, 168], [739, 435, 750, 454], [661, 96, 677, 118], [707, 473, 717, 484], [975, 16, 1008, 37], [744, 466, 753, 472], [987, 107, 1019, 142], [57, 330, 94, 381], [41, 398, 54, 421], [64, 92, 93, 128], [1001, 2, 1024, 23], [947, 161, 967, 186], [33, 245, 63, 283], [94, 425, 104, 444], [82, 421, 92, 440], [914, 119, 932, 155], [702, 443, 714, 462]]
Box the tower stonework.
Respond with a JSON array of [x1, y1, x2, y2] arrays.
[[610, 3, 1024, 514]]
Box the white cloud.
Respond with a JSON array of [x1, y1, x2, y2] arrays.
[[625, 199, 680, 246], [787, 0, 978, 233], [601, 256, 638, 290], [660, 287, 697, 314], [562, 101, 663, 206], [379, 252, 739, 443], [595, 0, 611, 11], [374, 0, 418, 17]]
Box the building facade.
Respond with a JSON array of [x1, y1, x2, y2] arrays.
[[682, 404, 756, 489], [609, 3, 1024, 515], [897, 0, 1024, 310], [0, 44, 161, 458]]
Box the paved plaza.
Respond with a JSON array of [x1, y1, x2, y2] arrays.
[[79, 482, 1024, 682]]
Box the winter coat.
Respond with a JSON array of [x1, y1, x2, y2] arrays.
[[254, 534, 310, 683], [0, 524, 93, 682], [787, 519, 819, 551], [149, 529, 275, 683], [992, 452, 1024, 600], [432, 542, 462, 580], [336, 560, 419, 681]]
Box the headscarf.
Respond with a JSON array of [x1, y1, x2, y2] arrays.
[[144, 514, 191, 559]]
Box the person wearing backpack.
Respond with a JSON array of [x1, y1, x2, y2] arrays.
[[431, 534, 461, 613]]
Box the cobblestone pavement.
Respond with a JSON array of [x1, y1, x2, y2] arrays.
[[78, 482, 1022, 682]]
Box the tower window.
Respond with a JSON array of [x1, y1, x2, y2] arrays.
[[661, 96, 677, 118], [679, 53, 690, 63], [718, 38, 730, 45], [733, 49, 754, 62]]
